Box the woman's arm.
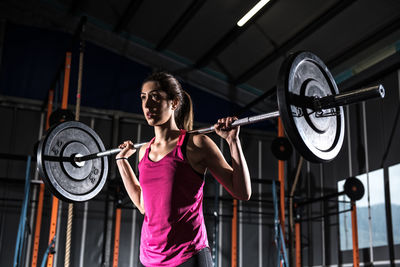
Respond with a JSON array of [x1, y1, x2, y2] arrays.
[[196, 117, 252, 200], [116, 141, 146, 214]]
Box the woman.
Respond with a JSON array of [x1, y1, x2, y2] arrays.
[[116, 72, 251, 267]]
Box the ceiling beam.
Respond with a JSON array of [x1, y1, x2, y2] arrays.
[[194, 0, 277, 69], [235, 86, 276, 116], [113, 0, 143, 33], [327, 15, 400, 68], [236, 14, 400, 116], [156, 0, 205, 51], [237, 13, 400, 115], [214, 58, 235, 82], [234, 0, 357, 85]]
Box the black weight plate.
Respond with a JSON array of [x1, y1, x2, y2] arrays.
[[344, 176, 365, 201], [49, 108, 75, 127], [277, 51, 345, 162], [271, 137, 293, 161], [37, 121, 108, 202]]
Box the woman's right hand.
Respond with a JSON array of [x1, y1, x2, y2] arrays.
[[116, 140, 136, 159]]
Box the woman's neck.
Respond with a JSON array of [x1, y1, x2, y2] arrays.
[[153, 123, 180, 144]]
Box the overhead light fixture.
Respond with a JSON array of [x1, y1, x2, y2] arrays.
[[237, 0, 271, 27]]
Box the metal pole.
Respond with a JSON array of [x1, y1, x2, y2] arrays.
[[79, 202, 89, 267], [306, 162, 312, 266], [129, 123, 141, 267], [53, 200, 62, 267], [25, 112, 45, 267], [258, 140, 263, 267], [362, 102, 374, 263], [47, 51, 73, 267], [345, 105, 352, 251], [78, 118, 95, 267], [320, 164, 325, 267]]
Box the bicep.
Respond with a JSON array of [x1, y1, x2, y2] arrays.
[[200, 136, 233, 189], [136, 145, 147, 214]]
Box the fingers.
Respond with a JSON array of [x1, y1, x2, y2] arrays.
[[118, 140, 134, 150], [117, 141, 136, 159], [215, 116, 238, 131]]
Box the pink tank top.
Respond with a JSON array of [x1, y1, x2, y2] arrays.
[[138, 130, 209, 267]]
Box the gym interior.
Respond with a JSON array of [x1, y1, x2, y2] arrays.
[[1, 0, 400, 266]]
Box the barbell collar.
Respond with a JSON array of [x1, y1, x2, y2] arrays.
[[315, 84, 385, 110], [289, 84, 385, 111]]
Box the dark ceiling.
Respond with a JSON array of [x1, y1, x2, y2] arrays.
[[1, 0, 399, 114]]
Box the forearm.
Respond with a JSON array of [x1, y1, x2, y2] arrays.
[[116, 159, 145, 214], [227, 137, 252, 200]]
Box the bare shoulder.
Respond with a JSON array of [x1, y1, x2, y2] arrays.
[[138, 142, 148, 161], [189, 134, 230, 173], [186, 134, 219, 173], [188, 134, 221, 160], [190, 134, 216, 149]]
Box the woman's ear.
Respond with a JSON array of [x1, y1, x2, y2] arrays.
[[171, 98, 179, 110]]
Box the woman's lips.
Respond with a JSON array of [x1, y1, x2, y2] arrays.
[[146, 112, 156, 119]]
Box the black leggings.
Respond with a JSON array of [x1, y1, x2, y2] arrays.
[[179, 247, 213, 267], [139, 247, 213, 267]]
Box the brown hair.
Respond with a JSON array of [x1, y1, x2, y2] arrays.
[[143, 72, 194, 130]]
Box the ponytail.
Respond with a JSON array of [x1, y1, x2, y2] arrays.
[[175, 90, 193, 131]]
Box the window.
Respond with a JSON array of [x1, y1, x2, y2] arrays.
[[338, 169, 387, 250], [389, 163, 400, 245]]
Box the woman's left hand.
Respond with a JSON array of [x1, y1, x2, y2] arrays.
[[214, 116, 240, 142]]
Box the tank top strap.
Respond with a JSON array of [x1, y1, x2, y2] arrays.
[[148, 137, 156, 146], [142, 133, 186, 162], [176, 129, 187, 147], [143, 137, 155, 157]]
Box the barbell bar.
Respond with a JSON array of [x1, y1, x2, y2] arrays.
[[68, 83, 384, 165], [35, 51, 386, 202], [296, 176, 365, 205], [70, 84, 384, 164], [44, 82, 384, 167]]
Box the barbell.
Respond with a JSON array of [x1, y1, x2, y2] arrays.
[[297, 176, 365, 206], [36, 51, 385, 202]]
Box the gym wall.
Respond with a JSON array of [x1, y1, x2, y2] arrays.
[[0, 21, 399, 267]]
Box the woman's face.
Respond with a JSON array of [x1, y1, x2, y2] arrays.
[[141, 81, 176, 127]]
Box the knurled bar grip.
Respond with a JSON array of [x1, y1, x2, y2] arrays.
[[188, 110, 281, 134]]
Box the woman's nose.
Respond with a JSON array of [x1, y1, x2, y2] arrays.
[[143, 97, 153, 108]]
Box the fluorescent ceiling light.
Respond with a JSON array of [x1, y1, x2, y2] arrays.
[[237, 0, 271, 27]]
